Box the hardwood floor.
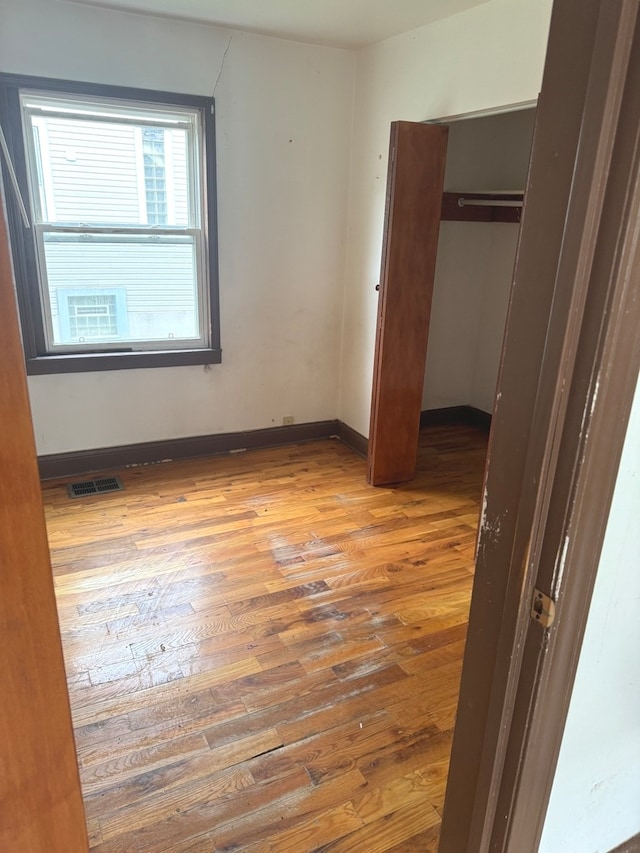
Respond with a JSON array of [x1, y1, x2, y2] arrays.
[[43, 423, 488, 852]]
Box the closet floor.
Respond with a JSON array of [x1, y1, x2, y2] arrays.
[[43, 423, 487, 852]]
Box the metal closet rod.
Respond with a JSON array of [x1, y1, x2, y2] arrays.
[[457, 197, 523, 208]]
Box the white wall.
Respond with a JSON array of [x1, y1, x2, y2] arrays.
[[423, 108, 535, 414], [540, 375, 640, 853], [422, 222, 519, 412], [0, 0, 554, 452], [339, 0, 553, 436], [0, 0, 354, 454]]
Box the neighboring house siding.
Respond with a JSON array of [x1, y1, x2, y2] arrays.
[[46, 240, 197, 341], [37, 118, 190, 227], [167, 129, 189, 227], [41, 118, 142, 225]]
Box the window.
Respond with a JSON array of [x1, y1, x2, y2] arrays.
[[0, 75, 220, 373], [58, 288, 128, 342], [69, 294, 118, 339], [141, 127, 168, 226]]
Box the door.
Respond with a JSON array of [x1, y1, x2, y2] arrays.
[[367, 120, 448, 486], [0, 198, 88, 850]]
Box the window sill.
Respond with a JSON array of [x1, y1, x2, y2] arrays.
[[25, 347, 222, 375]]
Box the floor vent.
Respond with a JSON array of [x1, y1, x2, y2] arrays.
[[68, 476, 124, 498]]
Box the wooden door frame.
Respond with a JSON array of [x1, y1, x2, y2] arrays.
[[0, 198, 88, 849], [440, 0, 640, 850]]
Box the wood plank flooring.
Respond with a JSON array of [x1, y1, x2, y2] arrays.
[[43, 423, 488, 852]]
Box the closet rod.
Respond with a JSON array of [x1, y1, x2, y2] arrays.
[[457, 197, 523, 208]]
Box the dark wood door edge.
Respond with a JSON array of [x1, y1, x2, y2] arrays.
[[439, 1, 640, 851], [496, 2, 640, 847], [39, 420, 342, 480], [608, 833, 640, 853]]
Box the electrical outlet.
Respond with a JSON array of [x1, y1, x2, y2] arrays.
[[283, 415, 294, 425]]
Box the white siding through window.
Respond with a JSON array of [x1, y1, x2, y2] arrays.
[[40, 118, 142, 225], [46, 240, 197, 311], [168, 129, 188, 227]]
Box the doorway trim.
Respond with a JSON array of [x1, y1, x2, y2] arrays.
[[440, 0, 640, 850], [428, 99, 538, 126]]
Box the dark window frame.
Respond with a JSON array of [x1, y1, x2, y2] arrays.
[[0, 73, 221, 374]]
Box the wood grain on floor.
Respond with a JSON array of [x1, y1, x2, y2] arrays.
[[43, 424, 487, 852]]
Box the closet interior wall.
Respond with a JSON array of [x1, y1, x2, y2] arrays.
[[422, 108, 537, 416]]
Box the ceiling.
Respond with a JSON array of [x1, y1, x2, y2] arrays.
[[65, 0, 493, 48]]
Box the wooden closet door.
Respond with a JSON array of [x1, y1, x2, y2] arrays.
[[0, 201, 88, 850], [368, 121, 448, 486]]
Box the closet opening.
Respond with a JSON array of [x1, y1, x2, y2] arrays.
[[422, 106, 537, 437], [368, 104, 537, 486]]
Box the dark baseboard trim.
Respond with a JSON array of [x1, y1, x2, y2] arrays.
[[38, 408, 491, 481], [609, 833, 640, 853], [334, 420, 368, 458], [39, 420, 341, 480], [420, 405, 492, 432], [464, 406, 493, 432], [333, 406, 492, 461], [420, 405, 469, 427]]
